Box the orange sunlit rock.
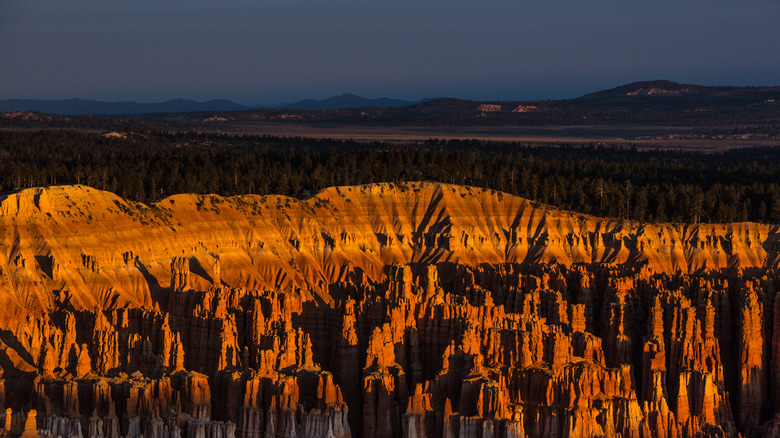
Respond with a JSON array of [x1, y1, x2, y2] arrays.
[[0, 182, 776, 437]]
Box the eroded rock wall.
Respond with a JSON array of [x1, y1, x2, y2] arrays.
[[0, 183, 777, 437]]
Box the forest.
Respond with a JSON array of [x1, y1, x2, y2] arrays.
[[1, 129, 779, 224]]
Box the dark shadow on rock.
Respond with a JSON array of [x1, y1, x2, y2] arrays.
[[0, 330, 37, 372], [135, 261, 168, 310], [35, 255, 53, 279], [188, 257, 213, 285]]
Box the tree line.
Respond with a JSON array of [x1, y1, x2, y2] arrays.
[[1, 130, 779, 224]]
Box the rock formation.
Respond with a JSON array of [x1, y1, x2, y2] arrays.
[[0, 182, 777, 437]]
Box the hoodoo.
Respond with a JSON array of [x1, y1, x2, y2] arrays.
[[0, 182, 778, 437]]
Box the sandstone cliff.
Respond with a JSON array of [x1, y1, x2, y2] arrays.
[[0, 182, 777, 437]]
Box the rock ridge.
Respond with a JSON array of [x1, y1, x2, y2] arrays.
[[0, 182, 776, 437]]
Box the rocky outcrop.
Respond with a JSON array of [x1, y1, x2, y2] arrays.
[[0, 183, 777, 437]]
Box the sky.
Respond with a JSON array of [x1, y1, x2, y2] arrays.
[[1, 0, 778, 105]]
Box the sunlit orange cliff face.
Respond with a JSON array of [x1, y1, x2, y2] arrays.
[[0, 182, 778, 437]]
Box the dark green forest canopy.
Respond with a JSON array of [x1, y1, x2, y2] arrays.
[[1, 129, 780, 224]]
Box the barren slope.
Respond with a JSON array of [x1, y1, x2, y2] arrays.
[[0, 183, 775, 318], [0, 183, 779, 438]]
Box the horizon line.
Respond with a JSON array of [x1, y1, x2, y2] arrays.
[[2, 79, 780, 108]]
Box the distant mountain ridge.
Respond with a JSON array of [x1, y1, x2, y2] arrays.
[[579, 80, 709, 99], [0, 98, 250, 116], [277, 93, 414, 110], [0, 94, 416, 115], [575, 80, 780, 107], [2, 81, 779, 116]]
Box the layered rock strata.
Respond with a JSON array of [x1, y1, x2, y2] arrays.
[[0, 182, 776, 437]]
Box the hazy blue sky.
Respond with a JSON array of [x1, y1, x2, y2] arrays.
[[1, 1, 778, 104]]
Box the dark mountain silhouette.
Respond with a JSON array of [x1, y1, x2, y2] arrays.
[[0, 98, 249, 115], [278, 93, 413, 109], [0, 94, 417, 115], [575, 80, 780, 108], [579, 80, 708, 98], [2, 81, 779, 126]]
